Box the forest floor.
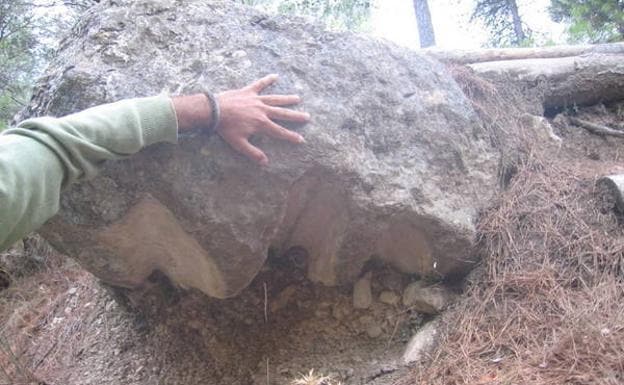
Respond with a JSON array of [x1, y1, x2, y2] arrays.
[[0, 94, 623, 385], [400, 98, 624, 384], [0, 238, 427, 385]]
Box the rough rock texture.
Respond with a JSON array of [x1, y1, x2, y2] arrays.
[[402, 319, 440, 364], [24, 0, 499, 298], [596, 174, 624, 213]]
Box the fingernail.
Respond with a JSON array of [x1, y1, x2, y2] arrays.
[[260, 157, 269, 166], [297, 135, 306, 143], [304, 113, 311, 120]]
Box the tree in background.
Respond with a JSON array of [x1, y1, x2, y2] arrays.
[[413, 0, 436, 47], [0, 1, 39, 129], [241, 0, 373, 31], [243, 0, 438, 46], [0, 0, 97, 129], [549, 0, 624, 43], [471, 0, 531, 47]]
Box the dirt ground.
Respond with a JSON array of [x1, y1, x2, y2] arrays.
[[0, 243, 429, 385]]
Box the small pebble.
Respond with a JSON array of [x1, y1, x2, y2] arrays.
[[379, 291, 400, 306], [366, 324, 383, 338], [353, 272, 373, 309]]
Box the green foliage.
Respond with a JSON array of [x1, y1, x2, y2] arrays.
[[0, 93, 17, 131], [240, 0, 373, 31], [549, 0, 624, 43], [472, 0, 532, 47], [0, 1, 89, 127], [0, 0, 39, 126]]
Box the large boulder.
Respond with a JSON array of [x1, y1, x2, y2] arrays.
[[24, 0, 499, 298]]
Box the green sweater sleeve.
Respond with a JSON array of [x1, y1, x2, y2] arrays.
[[0, 95, 179, 251]]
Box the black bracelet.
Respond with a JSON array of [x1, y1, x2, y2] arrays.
[[201, 89, 220, 133]]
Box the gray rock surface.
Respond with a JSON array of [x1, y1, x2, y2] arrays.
[[25, 0, 499, 298], [402, 319, 440, 364], [597, 174, 624, 214]]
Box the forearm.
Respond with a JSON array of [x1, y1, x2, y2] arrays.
[[0, 95, 178, 251], [10, 95, 178, 184], [0, 75, 309, 252], [0, 135, 65, 251]]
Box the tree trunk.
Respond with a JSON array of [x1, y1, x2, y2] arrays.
[[427, 43, 624, 111], [413, 0, 436, 48], [507, 0, 525, 44], [619, 2, 624, 40]]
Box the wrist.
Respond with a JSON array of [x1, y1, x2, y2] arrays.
[[171, 93, 214, 133], [201, 90, 220, 133]]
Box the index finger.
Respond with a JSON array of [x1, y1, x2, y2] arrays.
[[246, 74, 279, 93]]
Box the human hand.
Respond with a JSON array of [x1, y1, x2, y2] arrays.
[[216, 74, 309, 166]]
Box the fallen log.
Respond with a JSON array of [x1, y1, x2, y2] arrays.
[[426, 42, 624, 64], [467, 53, 624, 110], [425, 43, 624, 111], [426, 43, 624, 111]]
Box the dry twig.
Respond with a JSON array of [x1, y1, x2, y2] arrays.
[[569, 116, 624, 138]]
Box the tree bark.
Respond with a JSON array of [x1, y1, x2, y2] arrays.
[[413, 0, 436, 48]]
